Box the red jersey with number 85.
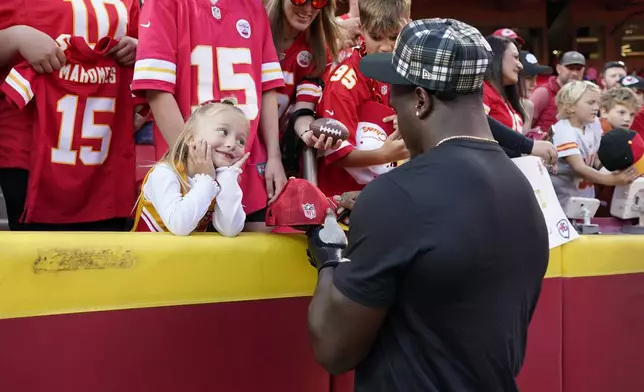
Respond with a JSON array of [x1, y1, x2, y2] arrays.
[[316, 48, 391, 197], [0, 37, 136, 224], [132, 0, 284, 214]]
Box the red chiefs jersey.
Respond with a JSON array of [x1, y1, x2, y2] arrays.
[[483, 81, 523, 132], [315, 48, 393, 197], [132, 0, 284, 214], [0, 37, 136, 224], [0, 0, 139, 170], [631, 106, 644, 140], [277, 33, 323, 135]]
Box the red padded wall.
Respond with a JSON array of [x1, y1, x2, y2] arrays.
[[562, 273, 644, 392], [0, 298, 330, 392]]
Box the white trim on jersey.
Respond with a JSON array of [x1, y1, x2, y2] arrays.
[[133, 59, 177, 84], [6, 69, 34, 105], [261, 62, 283, 84], [141, 206, 164, 232], [324, 140, 352, 157], [283, 71, 295, 85], [296, 82, 322, 99]]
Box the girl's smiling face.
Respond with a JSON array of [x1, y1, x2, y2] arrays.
[[193, 109, 249, 168]]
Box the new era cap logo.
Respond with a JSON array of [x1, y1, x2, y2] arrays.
[[422, 69, 433, 80]]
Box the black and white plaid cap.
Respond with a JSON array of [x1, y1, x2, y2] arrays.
[[359, 18, 493, 93]]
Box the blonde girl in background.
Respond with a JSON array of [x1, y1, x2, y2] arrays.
[[551, 81, 639, 207], [133, 99, 250, 236]]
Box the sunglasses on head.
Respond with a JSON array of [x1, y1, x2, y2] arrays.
[[290, 0, 329, 9]]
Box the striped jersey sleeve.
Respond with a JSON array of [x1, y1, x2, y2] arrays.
[[295, 80, 323, 104], [131, 0, 177, 94], [1, 65, 36, 109], [552, 121, 581, 158]]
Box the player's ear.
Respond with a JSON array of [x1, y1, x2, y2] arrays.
[[415, 87, 432, 119]]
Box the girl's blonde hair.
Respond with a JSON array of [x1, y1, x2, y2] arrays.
[[555, 80, 601, 120], [161, 98, 248, 191], [265, 0, 341, 77]]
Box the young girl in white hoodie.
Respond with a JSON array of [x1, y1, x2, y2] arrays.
[[132, 99, 250, 236]]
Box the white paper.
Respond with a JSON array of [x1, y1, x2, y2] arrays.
[[512, 156, 580, 249]]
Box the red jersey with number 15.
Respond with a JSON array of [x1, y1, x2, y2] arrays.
[[0, 0, 140, 170], [132, 0, 284, 214], [0, 37, 136, 224]]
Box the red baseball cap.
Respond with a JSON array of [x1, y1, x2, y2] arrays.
[[266, 178, 334, 228], [492, 28, 525, 45]]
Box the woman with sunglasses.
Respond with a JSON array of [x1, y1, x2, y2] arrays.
[[133, 0, 288, 231], [265, 0, 342, 152]]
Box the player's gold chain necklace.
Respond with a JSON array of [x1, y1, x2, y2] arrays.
[[435, 135, 499, 147]]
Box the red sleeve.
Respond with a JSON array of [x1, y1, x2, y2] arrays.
[[295, 51, 333, 104], [0, 63, 36, 109], [127, 0, 141, 39], [631, 108, 644, 139], [0, 0, 25, 29], [0, 0, 26, 74], [482, 85, 494, 116], [529, 86, 550, 127], [259, 8, 284, 92], [295, 64, 322, 105], [131, 0, 177, 95]]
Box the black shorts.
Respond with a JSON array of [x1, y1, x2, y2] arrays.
[[245, 208, 266, 223], [24, 218, 130, 232]]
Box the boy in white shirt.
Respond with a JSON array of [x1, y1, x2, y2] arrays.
[[551, 81, 638, 207]]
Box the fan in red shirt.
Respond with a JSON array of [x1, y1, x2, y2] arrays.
[[482, 35, 525, 133], [0, 0, 139, 230], [266, 0, 342, 148], [620, 75, 644, 140], [315, 0, 411, 198], [133, 0, 286, 228], [1, 36, 137, 228]]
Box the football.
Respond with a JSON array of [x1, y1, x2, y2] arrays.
[[309, 118, 350, 142]]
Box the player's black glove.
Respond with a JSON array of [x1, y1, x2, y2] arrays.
[[306, 209, 348, 272]]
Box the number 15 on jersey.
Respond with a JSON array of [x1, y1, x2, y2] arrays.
[[53, 94, 115, 166]]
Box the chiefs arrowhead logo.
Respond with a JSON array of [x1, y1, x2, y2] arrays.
[[556, 219, 570, 239]]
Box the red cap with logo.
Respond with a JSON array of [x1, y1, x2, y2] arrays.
[[266, 178, 334, 228], [492, 28, 525, 45]]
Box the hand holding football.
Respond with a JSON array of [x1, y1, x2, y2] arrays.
[[309, 118, 350, 143]]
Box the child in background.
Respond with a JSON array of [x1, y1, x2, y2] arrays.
[[595, 87, 639, 215], [315, 0, 411, 198], [132, 100, 249, 236], [619, 75, 644, 140], [598, 87, 639, 133], [551, 81, 639, 208]]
